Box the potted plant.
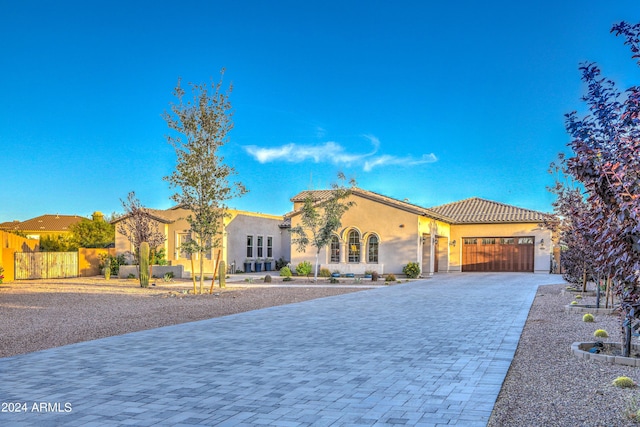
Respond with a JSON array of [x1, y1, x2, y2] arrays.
[[255, 258, 264, 273], [331, 270, 341, 278], [243, 259, 253, 273], [265, 258, 273, 271], [364, 270, 373, 279]]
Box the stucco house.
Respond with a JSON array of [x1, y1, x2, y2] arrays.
[[287, 188, 553, 276], [114, 206, 290, 277]]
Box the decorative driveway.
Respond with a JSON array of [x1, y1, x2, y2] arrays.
[[0, 273, 561, 426]]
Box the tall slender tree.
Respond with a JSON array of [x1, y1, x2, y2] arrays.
[[163, 70, 247, 294]]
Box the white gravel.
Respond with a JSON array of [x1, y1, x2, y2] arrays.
[[488, 283, 640, 427]]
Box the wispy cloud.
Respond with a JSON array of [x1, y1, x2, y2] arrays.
[[243, 135, 437, 172], [363, 153, 438, 172]]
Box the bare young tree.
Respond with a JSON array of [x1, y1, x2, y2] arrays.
[[163, 70, 247, 294], [117, 191, 166, 264]]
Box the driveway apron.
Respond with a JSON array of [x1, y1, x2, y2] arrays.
[[0, 273, 559, 426]]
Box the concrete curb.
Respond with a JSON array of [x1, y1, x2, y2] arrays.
[[571, 342, 640, 366]]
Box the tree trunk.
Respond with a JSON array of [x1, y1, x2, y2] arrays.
[[624, 316, 632, 357], [314, 250, 320, 282], [191, 254, 196, 294], [199, 251, 204, 295], [210, 250, 221, 294]]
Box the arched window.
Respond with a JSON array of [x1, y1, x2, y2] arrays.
[[367, 235, 379, 263], [330, 235, 340, 263], [348, 230, 360, 263]]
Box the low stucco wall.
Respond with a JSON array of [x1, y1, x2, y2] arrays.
[[118, 265, 184, 279]]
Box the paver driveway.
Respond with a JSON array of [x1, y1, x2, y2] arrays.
[[0, 273, 561, 426]]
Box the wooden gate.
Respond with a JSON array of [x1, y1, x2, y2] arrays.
[[14, 252, 78, 279]]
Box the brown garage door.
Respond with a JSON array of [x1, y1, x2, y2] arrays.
[[462, 237, 534, 272]]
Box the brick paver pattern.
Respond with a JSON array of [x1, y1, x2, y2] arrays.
[[0, 273, 559, 426]]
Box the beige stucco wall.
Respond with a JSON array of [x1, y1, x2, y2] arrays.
[[115, 208, 288, 277], [224, 210, 289, 273], [448, 223, 552, 273], [289, 194, 436, 275]]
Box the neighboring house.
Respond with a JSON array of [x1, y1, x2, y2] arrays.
[[0, 214, 86, 241], [287, 188, 553, 276], [113, 206, 291, 277]]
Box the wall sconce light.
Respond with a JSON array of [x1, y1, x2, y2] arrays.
[[450, 240, 456, 247], [399, 224, 405, 228], [539, 239, 545, 248]]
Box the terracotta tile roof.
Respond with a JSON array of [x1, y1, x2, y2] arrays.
[[288, 188, 455, 223], [0, 214, 87, 233], [428, 197, 551, 224], [110, 208, 176, 224]]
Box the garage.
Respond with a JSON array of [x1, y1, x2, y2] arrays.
[[462, 236, 534, 272]]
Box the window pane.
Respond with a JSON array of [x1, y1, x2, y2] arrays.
[[348, 231, 360, 263], [267, 236, 273, 258], [246, 235, 253, 258], [368, 236, 378, 263], [257, 235, 263, 258], [518, 237, 534, 245], [330, 236, 340, 263], [463, 238, 477, 245]]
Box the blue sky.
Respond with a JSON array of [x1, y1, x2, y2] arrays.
[[2, 1, 639, 223]]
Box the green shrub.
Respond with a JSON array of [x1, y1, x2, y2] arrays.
[[385, 273, 397, 282], [283, 277, 293, 282], [402, 262, 420, 279], [296, 261, 312, 277], [275, 257, 289, 270], [582, 313, 594, 322], [280, 266, 292, 278], [575, 294, 582, 299], [127, 273, 136, 279], [319, 268, 331, 278], [163, 273, 173, 282], [570, 301, 578, 305], [329, 277, 340, 284], [594, 329, 609, 338], [613, 376, 636, 388]]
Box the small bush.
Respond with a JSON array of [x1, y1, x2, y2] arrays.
[[319, 268, 331, 278], [594, 329, 609, 338], [402, 262, 420, 279], [275, 257, 289, 271], [575, 294, 582, 299], [613, 376, 636, 388], [296, 261, 312, 277], [163, 273, 173, 282], [329, 277, 340, 284], [127, 273, 136, 279], [385, 273, 397, 282], [582, 313, 594, 322], [371, 271, 379, 281], [283, 277, 293, 282], [264, 274, 272, 283], [280, 266, 292, 278], [570, 301, 578, 305]]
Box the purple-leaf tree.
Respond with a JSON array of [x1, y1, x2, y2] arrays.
[[557, 21, 640, 356]]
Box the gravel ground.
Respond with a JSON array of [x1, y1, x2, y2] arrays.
[[0, 277, 368, 358], [2, 278, 639, 426], [488, 283, 640, 427]]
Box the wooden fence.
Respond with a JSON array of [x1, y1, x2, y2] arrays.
[[14, 252, 78, 280]]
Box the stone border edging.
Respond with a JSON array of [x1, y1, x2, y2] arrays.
[[564, 304, 616, 315], [571, 342, 640, 366]]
